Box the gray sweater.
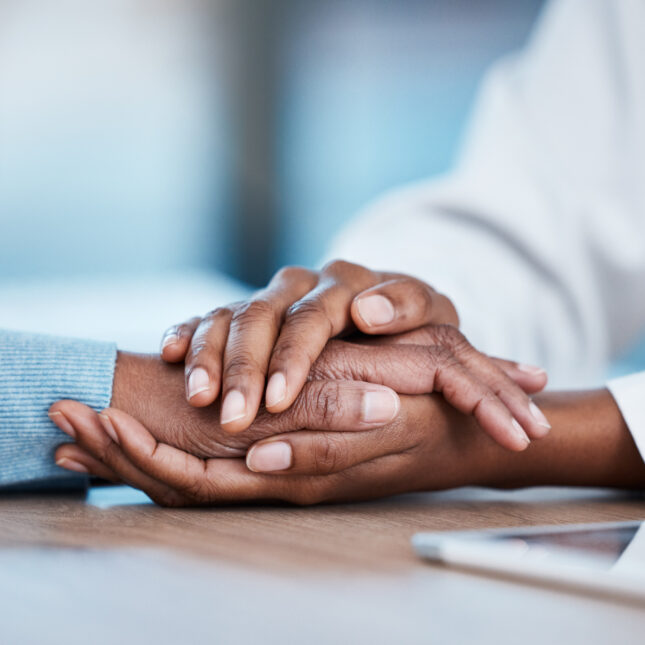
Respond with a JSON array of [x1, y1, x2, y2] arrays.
[[0, 329, 116, 488]]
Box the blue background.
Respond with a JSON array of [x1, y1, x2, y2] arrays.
[[0, 0, 544, 281]]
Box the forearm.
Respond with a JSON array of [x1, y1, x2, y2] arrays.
[[480, 389, 645, 489]]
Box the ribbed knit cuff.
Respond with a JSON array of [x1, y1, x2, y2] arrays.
[[0, 329, 117, 487]]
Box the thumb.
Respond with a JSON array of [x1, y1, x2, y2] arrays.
[[257, 379, 400, 433], [351, 277, 459, 333]]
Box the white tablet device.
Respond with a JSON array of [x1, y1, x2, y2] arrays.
[[412, 520, 645, 603]]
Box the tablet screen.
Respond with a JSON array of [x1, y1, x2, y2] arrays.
[[413, 520, 645, 599], [488, 524, 640, 566]]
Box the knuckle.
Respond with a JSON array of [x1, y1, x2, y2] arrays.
[[313, 382, 341, 425], [205, 306, 232, 320], [322, 258, 374, 281], [187, 336, 212, 359], [284, 299, 333, 338], [437, 377, 462, 404], [270, 340, 300, 366], [187, 347, 207, 365], [231, 299, 275, 325], [433, 324, 470, 352], [274, 265, 316, 285], [487, 372, 518, 398], [312, 436, 342, 475], [291, 381, 341, 425], [286, 297, 327, 321], [428, 346, 461, 393], [224, 353, 262, 378], [186, 336, 219, 365], [472, 390, 499, 415], [320, 258, 369, 279], [425, 345, 455, 367], [321, 258, 354, 275], [176, 321, 198, 338], [198, 309, 232, 332]]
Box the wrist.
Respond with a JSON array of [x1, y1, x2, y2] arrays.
[[111, 351, 177, 418], [109, 351, 237, 458], [477, 389, 645, 489], [110, 350, 185, 447], [111, 351, 142, 413]]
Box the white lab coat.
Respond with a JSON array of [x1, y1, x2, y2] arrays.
[[326, 0, 645, 456], [327, 0, 645, 390]]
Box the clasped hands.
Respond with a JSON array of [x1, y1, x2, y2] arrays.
[[50, 261, 550, 506]]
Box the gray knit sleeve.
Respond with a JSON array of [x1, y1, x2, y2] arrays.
[[0, 329, 117, 487]]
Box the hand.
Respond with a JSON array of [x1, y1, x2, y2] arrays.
[[311, 327, 552, 449], [159, 260, 461, 433], [52, 389, 645, 507], [52, 393, 491, 506], [52, 351, 402, 460], [55, 325, 548, 460]]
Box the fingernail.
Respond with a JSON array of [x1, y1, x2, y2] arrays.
[[511, 418, 531, 447], [517, 363, 546, 376], [266, 372, 287, 408], [529, 401, 551, 430], [361, 389, 400, 424], [356, 295, 395, 327], [188, 367, 210, 400], [221, 390, 246, 425], [246, 441, 292, 472], [99, 413, 120, 445], [161, 331, 178, 351], [48, 411, 75, 439], [55, 458, 88, 474]]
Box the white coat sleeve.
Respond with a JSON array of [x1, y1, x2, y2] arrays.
[[325, 0, 645, 389]]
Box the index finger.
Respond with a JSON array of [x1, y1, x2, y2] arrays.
[[265, 262, 379, 413], [49, 401, 188, 507], [217, 268, 317, 432], [101, 408, 295, 504]]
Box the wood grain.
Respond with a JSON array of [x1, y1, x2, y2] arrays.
[[2, 486, 645, 645], [1, 486, 645, 573]]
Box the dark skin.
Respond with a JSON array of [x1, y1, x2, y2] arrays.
[[45, 263, 644, 505], [162, 261, 462, 428], [160, 261, 550, 450], [51, 325, 550, 464], [51, 358, 645, 507]]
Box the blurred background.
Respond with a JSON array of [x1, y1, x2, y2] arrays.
[[0, 0, 552, 351], [0, 0, 545, 286], [10, 0, 639, 376]]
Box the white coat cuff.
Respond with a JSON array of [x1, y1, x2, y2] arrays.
[[608, 372, 645, 463]]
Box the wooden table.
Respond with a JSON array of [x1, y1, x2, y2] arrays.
[[1, 485, 644, 644]]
